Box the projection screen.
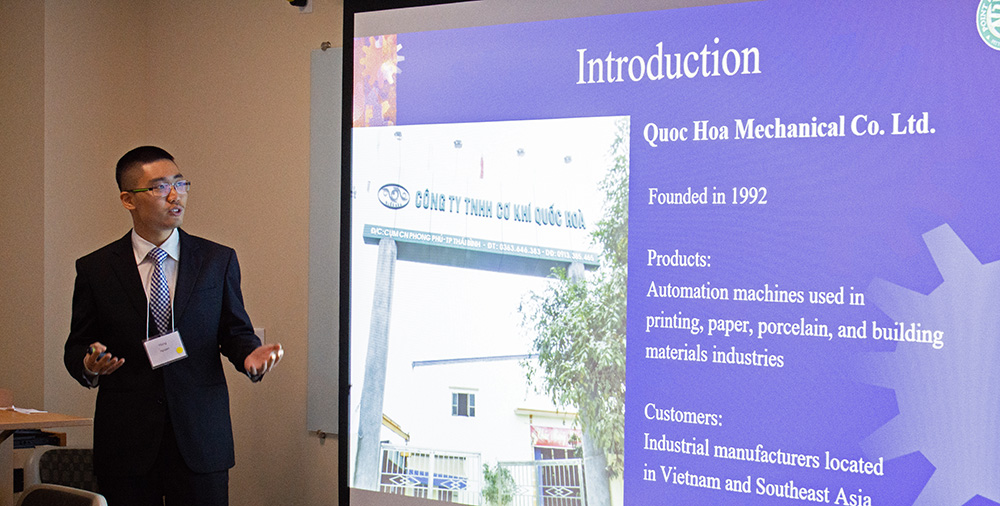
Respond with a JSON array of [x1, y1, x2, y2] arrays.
[[340, 1, 1000, 505]]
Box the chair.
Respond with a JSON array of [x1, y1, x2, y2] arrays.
[[22, 447, 99, 494], [15, 484, 107, 506]]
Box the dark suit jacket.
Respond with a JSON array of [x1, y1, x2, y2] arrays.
[[64, 229, 261, 476]]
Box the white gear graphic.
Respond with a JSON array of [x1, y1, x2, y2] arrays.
[[862, 224, 1000, 505]]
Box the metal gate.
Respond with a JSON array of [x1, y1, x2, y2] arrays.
[[379, 444, 482, 504], [499, 459, 586, 506]]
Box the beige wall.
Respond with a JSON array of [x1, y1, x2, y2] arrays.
[[0, 2, 46, 410], [1, 1, 342, 504]]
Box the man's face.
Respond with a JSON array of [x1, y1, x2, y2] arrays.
[[120, 159, 187, 242]]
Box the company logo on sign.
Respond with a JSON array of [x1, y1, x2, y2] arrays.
[[979, 0, 1000, 50], [378, 183, 410, 209]]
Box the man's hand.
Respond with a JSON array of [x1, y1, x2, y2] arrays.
[[245, 343, 284, 377], [84, 342, 125, 377]]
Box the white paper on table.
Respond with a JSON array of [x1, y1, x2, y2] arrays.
[[2, 406, 48, 414]]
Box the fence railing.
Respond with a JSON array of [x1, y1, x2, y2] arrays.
[[378, 445, 587, 506], [499, 458, 587, 506], [379, 444, 482, 504]]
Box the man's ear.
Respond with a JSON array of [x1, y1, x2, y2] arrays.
[[120, 191, 136, 211]]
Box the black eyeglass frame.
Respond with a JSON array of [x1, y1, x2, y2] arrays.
[[124, 180, 191, 197]]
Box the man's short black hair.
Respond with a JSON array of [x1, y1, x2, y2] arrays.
[[115, 146, 174, 190]]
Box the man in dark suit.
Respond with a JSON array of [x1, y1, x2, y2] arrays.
[[63, 146, 283, 506]]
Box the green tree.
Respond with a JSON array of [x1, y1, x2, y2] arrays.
[[521, 118, 629, 478], [481, 463, 516, 506]]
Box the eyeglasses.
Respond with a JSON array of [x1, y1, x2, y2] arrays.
[[125, 180, 191, 197]]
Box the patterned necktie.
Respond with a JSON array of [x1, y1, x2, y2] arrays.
[[148, 247, 171, 335]]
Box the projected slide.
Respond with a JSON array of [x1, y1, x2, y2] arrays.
[[347, 1, 1000, 505]]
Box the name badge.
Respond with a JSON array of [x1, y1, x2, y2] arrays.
[[144, 330, 188, 369]]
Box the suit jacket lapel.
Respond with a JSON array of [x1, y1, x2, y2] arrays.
[[109, 232, 147, 316], [174, 229, 202, 323]]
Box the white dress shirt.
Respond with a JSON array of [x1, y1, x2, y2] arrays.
[[131, 228, 180, 303]]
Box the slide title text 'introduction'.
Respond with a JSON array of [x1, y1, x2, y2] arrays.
[[576, 38, 761, 84]]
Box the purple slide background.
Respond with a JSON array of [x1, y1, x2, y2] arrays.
[[381, 0, 1000, 503]]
